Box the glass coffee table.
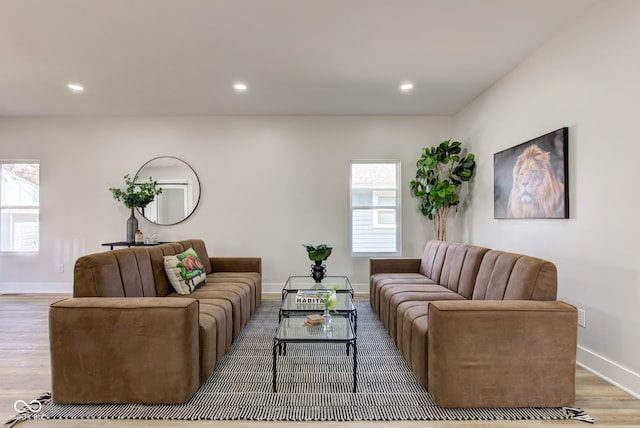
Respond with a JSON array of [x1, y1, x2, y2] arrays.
[[282, 276, 353, 299], [272, 314, 357, 393], [279, 291, 357, 332]]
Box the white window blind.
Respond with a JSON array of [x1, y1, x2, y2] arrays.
[[1, 161, 40, 252], [350, 161, 400, 255]]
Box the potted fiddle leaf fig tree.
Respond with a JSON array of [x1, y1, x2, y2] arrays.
[[109, 174, 163, 243], [409, 139, 476, 241]]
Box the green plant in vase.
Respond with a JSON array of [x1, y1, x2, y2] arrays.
[[303, 243, 332, 283], [109, 174, 163, 243], [316, 285, 339, 331]]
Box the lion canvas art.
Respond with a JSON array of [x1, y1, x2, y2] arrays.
[[507, 144, 565, 217], [494, 128, 569, 219]]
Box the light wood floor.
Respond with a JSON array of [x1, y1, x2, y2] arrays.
[[2, 294, 640, 427]]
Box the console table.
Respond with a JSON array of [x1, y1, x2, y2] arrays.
[[101, 242, 169, 250]]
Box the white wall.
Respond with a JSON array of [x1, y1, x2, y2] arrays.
[[454, 0, 640, 397], [0, 115, 452, 293]]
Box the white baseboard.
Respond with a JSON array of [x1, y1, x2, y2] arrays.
[[262, 282, 284, 295], [0, 282, 72, 294], [577, 345, 640, 400]]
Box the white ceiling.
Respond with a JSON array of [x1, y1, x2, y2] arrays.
[[0, 0, 598, 116]]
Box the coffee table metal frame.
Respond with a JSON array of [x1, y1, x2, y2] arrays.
[[272, 314, 357, 393]]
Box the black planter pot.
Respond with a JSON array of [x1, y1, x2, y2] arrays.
[[311, 260, 326, 283]]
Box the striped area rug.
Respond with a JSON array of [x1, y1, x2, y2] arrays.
[[9, 300, 589, 424]]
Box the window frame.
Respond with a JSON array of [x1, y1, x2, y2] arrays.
[[350, 160, 401, 257], [0, 160, 40, 253], [372, 190, 397, 229]]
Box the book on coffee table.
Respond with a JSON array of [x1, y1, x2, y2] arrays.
[[304, 314, 324, 326], [294, 290, 335, 305]]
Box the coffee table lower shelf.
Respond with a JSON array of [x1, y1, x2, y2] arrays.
[[272, 315, 357, 393]]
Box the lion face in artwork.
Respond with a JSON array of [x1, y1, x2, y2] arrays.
[[507, 144, 565, 218]]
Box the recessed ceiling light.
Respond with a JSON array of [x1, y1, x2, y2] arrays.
[[67, 83, 85, 93], [399, 82, 414, 93], [233, 82, 248, 92]]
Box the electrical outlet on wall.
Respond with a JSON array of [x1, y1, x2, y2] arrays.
[[578, 308, 586, 328], [56, 263, 64, 273]]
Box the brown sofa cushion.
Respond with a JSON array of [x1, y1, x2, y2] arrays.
[[169, 285, 245, 340], [418, 240, 450, 281], [210, 257, 263, 308], [207, 272, 262, 313], [380, 284, 453, 333], [393, 291, 464, 350], [73, 245, 177, 298], [197, 299, 230, 383], [369, 273, 432, 316], [472, 250, 557, 300]]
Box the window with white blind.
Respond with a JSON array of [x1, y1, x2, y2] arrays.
[[350, 160, 400, 255], [0, 161, 40, 252]]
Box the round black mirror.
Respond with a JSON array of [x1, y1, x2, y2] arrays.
[[135, 156, 200, 225]]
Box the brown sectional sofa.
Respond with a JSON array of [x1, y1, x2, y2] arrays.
[[49, 239, 261, 404], [370, 240, 577, 408]]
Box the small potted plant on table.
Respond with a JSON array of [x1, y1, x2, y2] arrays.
[[316, 286, 338, 331], [303, 243, 333, 283], [109, 174, 163, 243]]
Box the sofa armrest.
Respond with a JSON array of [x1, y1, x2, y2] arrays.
[[427, 300, 577, 408], [49, 297, 200, 404], [210, 257, 262, 274], [370, 258, 421, 275]]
